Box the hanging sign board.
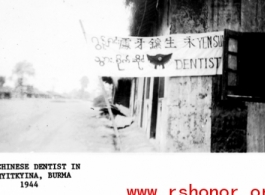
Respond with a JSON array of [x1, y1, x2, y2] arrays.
[[88, 31, 224, 77]]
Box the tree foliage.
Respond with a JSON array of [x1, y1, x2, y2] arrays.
[[80, 76, 89, 90], [79, 76, 89, 99], [13, 61, 35, 77], [125, 0, 159, 36], [0, 76, 5, 87], [13, 61, 35, 88]]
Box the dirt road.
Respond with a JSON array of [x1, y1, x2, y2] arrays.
[[0, 99, 117, 152]]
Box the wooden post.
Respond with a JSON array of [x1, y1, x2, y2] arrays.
[[79, 19, 121, 151], [98, 77, 121, 151]]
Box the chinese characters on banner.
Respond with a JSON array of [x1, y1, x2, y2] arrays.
[[88, 31, 224, 77]]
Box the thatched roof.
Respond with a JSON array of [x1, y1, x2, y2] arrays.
[[126, 0, 166, 36]]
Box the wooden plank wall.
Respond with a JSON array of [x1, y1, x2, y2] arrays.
[[241, 0, 265, 152], [247, 103, 265, 152], [209, 0, 265, 152], [207, 0, 248, 152]]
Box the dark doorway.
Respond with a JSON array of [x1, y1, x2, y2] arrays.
[[140, 78, 146, 128], [150, 77, 159, 138], [114, 79, 132, 108]]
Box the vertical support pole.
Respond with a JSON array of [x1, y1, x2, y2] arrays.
[[79, 19, 121, 151], [98, 77, 121, 151]]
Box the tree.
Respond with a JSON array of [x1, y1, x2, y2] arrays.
[[0, 76, 5, 88], [13, 60, 35, 97], [80, 76, 89, 90], [80, 76, 89, 99]]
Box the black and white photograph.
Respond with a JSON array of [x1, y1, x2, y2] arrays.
[[1, 0, 265, 194], [0, 0, 265, 154]]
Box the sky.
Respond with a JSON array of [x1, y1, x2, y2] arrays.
[[0, 0, 131, 93]]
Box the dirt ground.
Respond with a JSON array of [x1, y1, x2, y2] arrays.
[[0, 99, 156, 152]]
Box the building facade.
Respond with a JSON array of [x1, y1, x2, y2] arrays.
[[124, 0, 265, 152]]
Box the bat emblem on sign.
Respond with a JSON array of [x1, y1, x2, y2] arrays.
[[146, 53, 172, 69]]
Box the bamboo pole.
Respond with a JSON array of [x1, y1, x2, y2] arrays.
[[98, 77, 121, 151], [79, 19, 121, 151]]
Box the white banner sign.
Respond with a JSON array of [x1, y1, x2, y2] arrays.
[[88, 31, 224, 77]]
